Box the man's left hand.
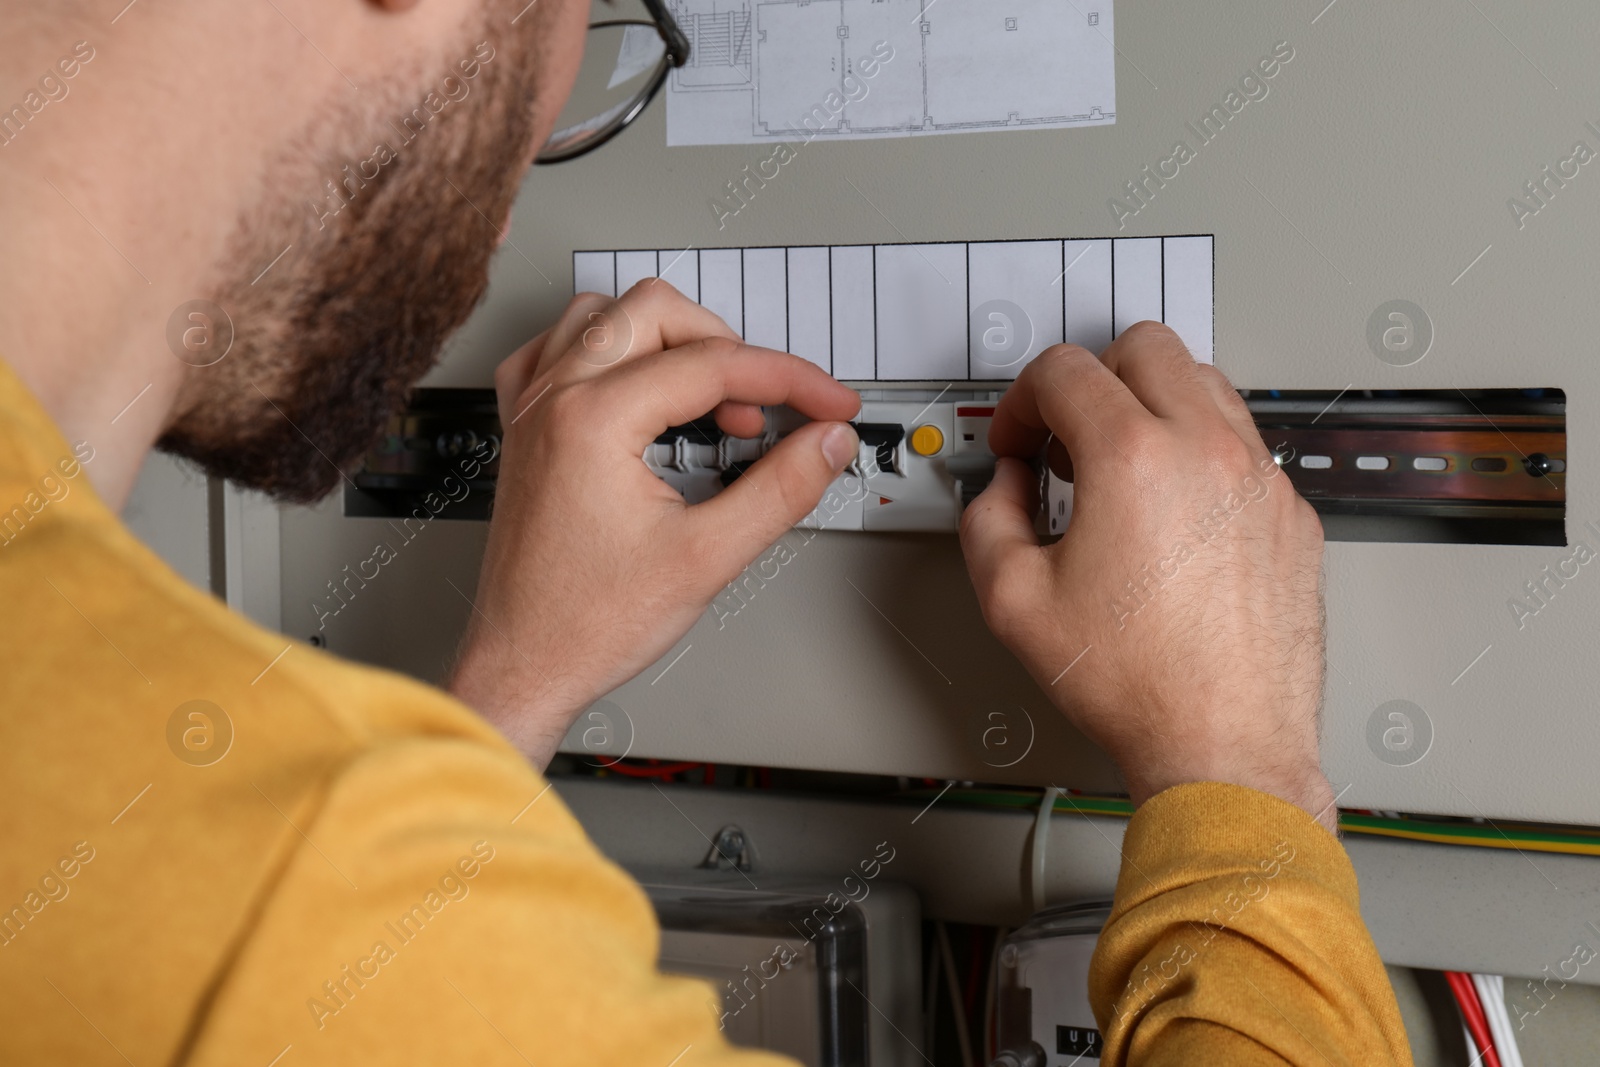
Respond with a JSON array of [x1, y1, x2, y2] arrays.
[[447, 280, 860, 765]]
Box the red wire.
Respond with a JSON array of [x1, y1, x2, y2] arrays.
[[987, 985, 997, 1065], [963, 926, 982, 1018], [601, 760, 705, 779], [1445, 971, 1502, 1067]]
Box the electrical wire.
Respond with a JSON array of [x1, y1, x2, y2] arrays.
[[1472, 974, 1525, 1067], [963, 926, 982, 1020], [600, 759, 706, 779], [1445, 970, 1502, 1067], [906, 785, 1600, 858], [1030, 786, 1061, 913], [1339, 814, 1600, 856], [936, 920, 975, 1067], [1472, 974, 1514, 1067], [1446, 970, 1498, 1066]]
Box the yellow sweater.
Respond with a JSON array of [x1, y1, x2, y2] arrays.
[[0, 357, 1410, 1066]]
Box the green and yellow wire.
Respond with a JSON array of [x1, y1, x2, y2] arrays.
[[905, 787, 1600, 858]]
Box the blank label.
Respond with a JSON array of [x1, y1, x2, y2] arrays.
[[573, 234, 1215, 379], [831, 246, 875, 380], [699, 249, 743, 335], [787, 247, 831, 371], [657, 248, 700, 303], [1112, 237, 1162, 336], [615, 250, 657, 294], [743, 248, 788, 352], [1162, 236, 1213, 364], [573, 251, 616, 297], [876, 245, 967, 381], [1062, 239, 1112, 355], [968, 240, 1064, 380]]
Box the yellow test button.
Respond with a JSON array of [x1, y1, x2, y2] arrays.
[[910, 424, 944, 456]]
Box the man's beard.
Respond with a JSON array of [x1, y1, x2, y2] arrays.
[[159, 19, 540, 504]]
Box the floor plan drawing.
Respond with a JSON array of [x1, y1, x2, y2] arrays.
[[665, 0, 1116, 146]]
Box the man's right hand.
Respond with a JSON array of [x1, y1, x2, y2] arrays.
[[959, 322, 1337, 830]]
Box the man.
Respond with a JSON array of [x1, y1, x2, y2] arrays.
[[0, 1, 1411, 1064]]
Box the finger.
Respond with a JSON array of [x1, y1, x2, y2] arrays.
[[1098, 321, 1215, 421], [600, 340, 860, 449], [555, 279, 744, 380], [493, 329, 554, 426], [613, 277, 742, 353], [1191, 363, 1270, 459], [537, 291, 618, 376], [713, 401, 766, 439], [682, 420, 858, 579], [988, 344, 1153, 468], [959, 456, 1046, 612]]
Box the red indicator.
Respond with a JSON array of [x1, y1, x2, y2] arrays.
[[956, 406, 995, 417]]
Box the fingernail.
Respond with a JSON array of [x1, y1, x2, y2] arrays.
[[821, 423, 857, 470]]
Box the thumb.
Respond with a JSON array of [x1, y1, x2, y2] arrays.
[[685, 421, 858, 575], [959, 456, 1043, 604]]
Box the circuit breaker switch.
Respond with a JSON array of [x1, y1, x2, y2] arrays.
[[851, 421, 907, 476], [910, 424, 945, 456], [653, 416, 724, 448]]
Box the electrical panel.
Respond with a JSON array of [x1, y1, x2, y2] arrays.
[[262, 0, 1600, 827]]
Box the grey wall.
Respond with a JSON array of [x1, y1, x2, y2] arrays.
[[120, 451, 210, 593]]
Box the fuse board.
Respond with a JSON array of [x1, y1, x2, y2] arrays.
[[264, 0, 1600, 830]]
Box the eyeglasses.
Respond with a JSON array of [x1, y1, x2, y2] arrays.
[[536, 0, 691, 165]]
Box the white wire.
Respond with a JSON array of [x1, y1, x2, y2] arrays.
[[935, 920, 975, 1067], [1479, 973, 1508, 1067], [1030, 786, 1060, 914], [1495, 977, 1525, 1067], [1472, 973, 1524, 1067]]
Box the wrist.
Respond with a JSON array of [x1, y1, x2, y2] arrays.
[[1125, 761, 1338, 834], [447, 637, 582, 769]]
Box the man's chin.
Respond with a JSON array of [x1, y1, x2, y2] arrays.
[[156, 419, 375, 505], [156, 5, 541, 506]]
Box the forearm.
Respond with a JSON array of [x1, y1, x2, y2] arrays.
[[446, 635, 580, 770]]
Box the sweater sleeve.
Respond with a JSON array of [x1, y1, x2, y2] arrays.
[[178, 738, 797, 1067], [1087, 782, 1414, 1067]]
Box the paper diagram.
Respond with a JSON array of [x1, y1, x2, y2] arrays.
[[573, 235, 1213, 381], [664, 0, 1116, 146]]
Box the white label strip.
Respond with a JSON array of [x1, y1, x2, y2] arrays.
[[572, 235, 1213, 379]]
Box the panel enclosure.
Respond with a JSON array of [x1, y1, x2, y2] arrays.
[[275, 1, 1600, 827]]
